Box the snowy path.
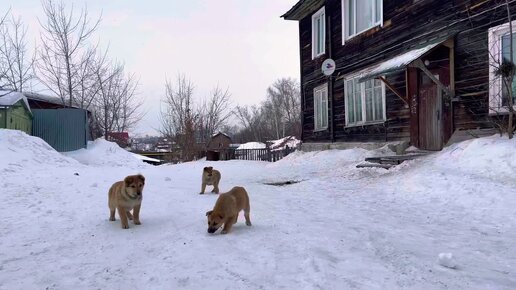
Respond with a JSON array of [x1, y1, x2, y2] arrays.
[[1, 131, 516, 289]]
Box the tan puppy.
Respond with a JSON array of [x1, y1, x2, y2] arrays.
[[206, 186, 252, 234], [108, 174, 145, 229], [200, 166, 221, 194]]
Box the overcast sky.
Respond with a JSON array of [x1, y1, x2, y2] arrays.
[[5, 0, 300, 136]]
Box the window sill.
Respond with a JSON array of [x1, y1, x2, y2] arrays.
[[343, 23, 382, 44], [344, 120, 385, 128], [489, 108, 516, 115], [312, 52, 325, 60], [314, 127, 328, 132]]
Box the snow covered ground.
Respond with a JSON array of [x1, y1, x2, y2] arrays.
[[1, 129, 515, 289]]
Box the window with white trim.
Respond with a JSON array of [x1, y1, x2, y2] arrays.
[[344, 76, 385, 125], [314, 84, 328, 130], [489, 20, 516, 113], [312, 7, 326, 59], [342, 0, 382, 42]]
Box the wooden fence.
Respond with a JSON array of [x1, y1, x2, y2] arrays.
[[217, 147, 296, 162]]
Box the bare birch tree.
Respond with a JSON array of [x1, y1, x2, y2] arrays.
[[92, 61, 142, 138], [234, 104, 266, 141], [159, 74, 199, 161], [0, 15, 35, 92], [265, 78, 301, 139], [36, 0, 100, 107], [197, 85, 232, 143]]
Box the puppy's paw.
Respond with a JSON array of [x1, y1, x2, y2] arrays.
[[221, 230, 228, 234], [199, 192, 204, 195], [121, 224, 129, 229], [134, 220, 141, 225], [109, 217, 116, 221], [246, 221, 252, 226]]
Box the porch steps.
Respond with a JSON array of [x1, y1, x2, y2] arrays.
[[356, 162, 394, 169], [356, 151, 432, 169]]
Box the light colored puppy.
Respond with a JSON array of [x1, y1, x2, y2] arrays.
[[108, 174, 145, 229], [200, 166, 221, 194], [206, 186, 252, 234]]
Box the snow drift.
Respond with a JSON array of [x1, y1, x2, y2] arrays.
[[0, 129, 78, 171], [63, 138, 149, 168]]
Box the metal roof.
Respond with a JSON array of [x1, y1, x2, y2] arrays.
[[281, 0, 324, 21]]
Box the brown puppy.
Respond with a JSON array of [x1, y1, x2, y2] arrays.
[[108, 174, 145, 229], [206, 186, 252, 234], [200, 166, 221, 194]]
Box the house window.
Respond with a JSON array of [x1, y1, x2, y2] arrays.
[[314, 84, 328, 131], [489, 20, 516, 113], [312, 7, 326, 59], [344, 76, 385, 126], [342, 0, 382, 42]]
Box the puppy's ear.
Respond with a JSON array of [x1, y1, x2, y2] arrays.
[[208, 166, 213, 170], [124, 176, 134, 185], [137, 174, 145, 183], [206, 210, 213, 217]]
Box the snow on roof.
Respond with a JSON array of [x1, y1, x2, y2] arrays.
[[24, 91, 88, 111], [0, 90, 32, 113], [236, 142, 266, 150], [211, 131, 230, 138], [358, 41, 443, 82], [268, 136, 301, 150]]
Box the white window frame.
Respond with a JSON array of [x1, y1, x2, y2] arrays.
[[312, 7, 326, 59], [342, 0, 383, 44], [344, 74, 386, 127], [488, 20, 516, 114], [314, 83, 328, 131]]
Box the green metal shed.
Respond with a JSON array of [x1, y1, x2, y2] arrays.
[[0, 91, 33, 134], [32, 108, 90, 152]]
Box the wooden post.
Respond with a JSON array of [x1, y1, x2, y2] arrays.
[[378, 76, 409, 106], [411, 59, 452, 97]]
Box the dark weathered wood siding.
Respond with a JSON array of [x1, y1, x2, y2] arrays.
[[296, 0, 516, 144], [207, 134, 232, 151]]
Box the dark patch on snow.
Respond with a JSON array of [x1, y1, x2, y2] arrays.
[[264, 180, 302, 186]]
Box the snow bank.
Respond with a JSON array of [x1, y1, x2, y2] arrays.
[[0, 129, 77, 171], [2, 131, 516, 288], [63, 139, 149, 168], [236, 142, 266, 150], [433, 135, 516, 180]]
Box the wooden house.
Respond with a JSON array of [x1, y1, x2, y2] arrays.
[[206, 132, 232, 161], [0, 91, 32, 134], [282, 0, 515, 150]]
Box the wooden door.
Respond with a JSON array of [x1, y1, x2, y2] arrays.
[[418, 72, 443, 150]]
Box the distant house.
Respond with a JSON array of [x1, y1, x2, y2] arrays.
[[282, 0, 514, 151], [24, 92, 92, 152], [206, 132, 232, 161], [0, 91, 33, 134], [155, 137, 176, 152], [268, 136, 301, 151], [107, 132, 130, 148]]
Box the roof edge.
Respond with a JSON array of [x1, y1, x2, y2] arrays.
[[281, 0, 324, 21]]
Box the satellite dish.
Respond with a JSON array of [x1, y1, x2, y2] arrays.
[[321, 59, 336, 76]]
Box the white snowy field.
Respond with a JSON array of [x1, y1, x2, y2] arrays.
[[1, 129, 515, 289]]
